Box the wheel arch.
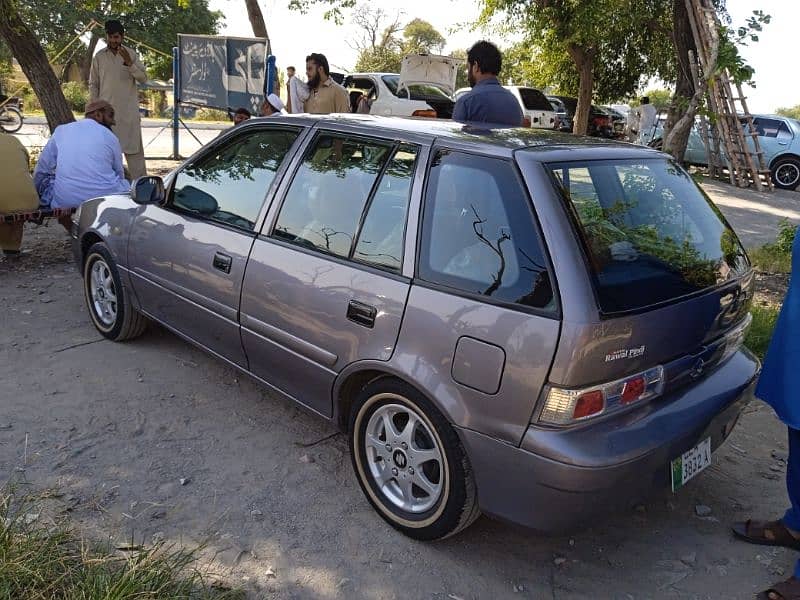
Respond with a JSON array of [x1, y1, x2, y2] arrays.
[[79, 231, 105, 271], [332, 362, 451, 434], [769, 152, 800, 168]]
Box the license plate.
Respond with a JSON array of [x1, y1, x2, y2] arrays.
[[671, 437, 712, 492]]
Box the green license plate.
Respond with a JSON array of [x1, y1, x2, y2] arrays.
[[671, 437, 712, 492]]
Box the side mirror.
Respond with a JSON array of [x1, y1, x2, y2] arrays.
[[131, 176, 165, 205]]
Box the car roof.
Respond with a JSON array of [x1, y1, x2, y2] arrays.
[[239, 113, 662, 157]]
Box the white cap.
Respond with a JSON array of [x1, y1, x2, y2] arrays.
[[267, 93, 286, 114]]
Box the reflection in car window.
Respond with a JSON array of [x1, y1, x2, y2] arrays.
[[272, 134, 393, 258], [353, 145, 419, 272], [171, 129, 298, 230], [419, 150, 554, 310], [550, 159, 749, 313]]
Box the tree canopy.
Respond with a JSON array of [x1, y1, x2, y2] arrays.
[[15, 0, 222, 81]]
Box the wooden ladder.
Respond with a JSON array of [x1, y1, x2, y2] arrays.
[[685, 0, 772, 191]]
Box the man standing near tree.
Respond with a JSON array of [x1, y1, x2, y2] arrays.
[[89, 20, 148, 178], [286, 66, 309, 114]]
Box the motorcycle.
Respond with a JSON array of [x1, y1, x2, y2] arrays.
[[0, 97, 24, 133]]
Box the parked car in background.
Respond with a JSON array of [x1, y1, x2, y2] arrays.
[[549, 95, 614, 137], [344, 55, 460, 119], [647, 114, 800, 190], [548, 96, 573, 132], [504, 86, 558, 129], [602, 105, 627, 139], [72, 114, 758, 540], [454, 87, 470, 101]]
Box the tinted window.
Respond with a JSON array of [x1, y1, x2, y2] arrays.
[[549, 159, 749, 313], [353, 145, 418, 272], [382, 75, 451, 99], [171, 128, 298, 230], [272, 133, 393, 258], [419, 151, 554, 310], [753, 118, 786, 138], [518, 88, 552, 111]]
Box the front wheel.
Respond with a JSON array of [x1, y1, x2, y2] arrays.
[[83, 242, 147, 341], [349, 378, 480, 540], [0, 107, 22, 133], [771, 157, 800, 191]]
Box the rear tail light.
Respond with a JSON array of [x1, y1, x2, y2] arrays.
[[539, 366, 665, 426], [411, 109, 437, 118], [522, 116, 532, 127]]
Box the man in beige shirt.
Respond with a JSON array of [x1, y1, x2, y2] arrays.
[[0, 132, 40, 257], [303, 53, 350, 115], [89, 20, 148, 179]]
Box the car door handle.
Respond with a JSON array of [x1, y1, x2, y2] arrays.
[[212, 252, 232, 274], [347, 300, 377, 329]]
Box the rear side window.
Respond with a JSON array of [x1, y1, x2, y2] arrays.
[[353, 144, 418, 272], [518, 88, 552, 111], [272, 133, 418, 273], [549, 159, 749, 313], [418, 150, 554, 310], [272, 133, 393, 258]]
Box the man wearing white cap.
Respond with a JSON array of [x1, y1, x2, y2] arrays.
[[261, 94, 287, 117]]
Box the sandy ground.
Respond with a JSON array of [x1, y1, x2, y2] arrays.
[[0, 171, 798, 599]]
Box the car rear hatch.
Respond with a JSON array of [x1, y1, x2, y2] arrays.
[[395, 54, 461, 118], [532, 154, 754, 426]]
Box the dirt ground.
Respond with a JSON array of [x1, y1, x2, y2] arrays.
[[0, 177, 797, 599]]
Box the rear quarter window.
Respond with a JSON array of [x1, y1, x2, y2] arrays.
[[518, 88, 553, 111]]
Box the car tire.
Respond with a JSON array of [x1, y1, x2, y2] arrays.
[[771, 156, 800, 191], [83, 242, 147, 341], [349, 377, 480, 540]]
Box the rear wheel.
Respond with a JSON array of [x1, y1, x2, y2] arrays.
[[349, 378, 480, 540], [0, 106, 22, 133], [771, 157, 800, 191], [83, 242, 147, 341]]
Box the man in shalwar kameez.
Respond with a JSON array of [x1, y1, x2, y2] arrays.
[[733, 230, 800, 599], [89, 19, 148, 179]]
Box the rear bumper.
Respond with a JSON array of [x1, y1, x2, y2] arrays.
[[458, 348, 759, 533]]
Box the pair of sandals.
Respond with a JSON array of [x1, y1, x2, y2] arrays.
[[733, 519, 800, 599]]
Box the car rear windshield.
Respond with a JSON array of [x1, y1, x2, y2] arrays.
[[548, 158, 749, 313], [382, 75, 451, 100], [518, 88, 552, 111]]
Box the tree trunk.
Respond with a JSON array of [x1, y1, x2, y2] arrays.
[[664, 0, 698, 161], [567, 43, 594, 136], [0, 0, 74, 132], [80, 34, 100, 84], [244, 0, 269, 40]]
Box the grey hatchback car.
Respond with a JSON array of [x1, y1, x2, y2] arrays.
[[71, 115, 758, 540]]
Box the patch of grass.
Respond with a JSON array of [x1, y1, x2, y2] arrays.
[[0, 489, 242, 599], [749, 244, 793, 274], [745, 304, 780, 361], [748, 218, 797, 274]]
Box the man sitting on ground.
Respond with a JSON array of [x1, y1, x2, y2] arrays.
[[33, 100, 130, 211], [0, 130, 39, 258]]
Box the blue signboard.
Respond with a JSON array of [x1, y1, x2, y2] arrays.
[[178, 34, 268, 113]]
